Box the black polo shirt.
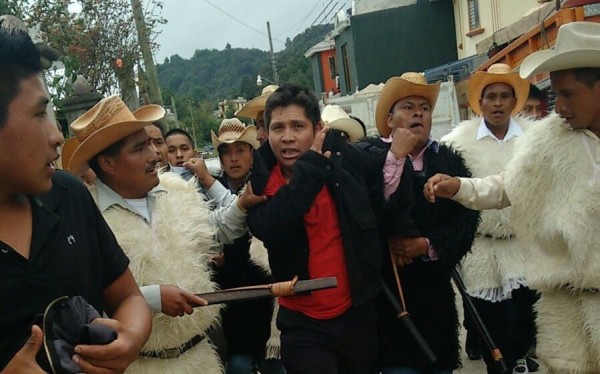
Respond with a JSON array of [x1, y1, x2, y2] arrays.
[[0, 171, 130, 369]]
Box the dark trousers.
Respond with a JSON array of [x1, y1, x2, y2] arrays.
[[277, 302, 378, 374], [471, 287, 536, 374]]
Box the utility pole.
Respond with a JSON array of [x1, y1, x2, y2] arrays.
[[266, 21, 280, 85], [188, 100, 198, 150], [131, 0, 164, 106]]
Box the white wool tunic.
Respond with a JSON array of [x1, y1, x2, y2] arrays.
[[442, 117, 532, 301], [92, 173, 223, 374], [504, 115, 600, 373]]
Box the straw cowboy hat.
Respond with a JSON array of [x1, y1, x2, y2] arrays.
[[59, 137, 79, 172], [375, 72, 441, 137], [520, 22, 600, 78], [67, 95, 165, 175], [211, 118, 259, 150], [321, 105, 365, 143], [468, 63, 529, 116], [235, 85, 279, 119]]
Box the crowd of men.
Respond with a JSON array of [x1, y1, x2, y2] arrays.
[[1, 16, 599, 374]]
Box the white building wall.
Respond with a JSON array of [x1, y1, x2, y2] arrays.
[[453, 0, 546, 59]]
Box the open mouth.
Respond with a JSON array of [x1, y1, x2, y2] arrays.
[[281, 148, 300, 159], [410, 123, 423, 129]]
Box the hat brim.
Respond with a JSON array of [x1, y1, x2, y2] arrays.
[[375, 77, 441, 137], [211, 125, 259, 150], [467, 72, 529, 116], [327, 118, 364, 143], [519, 49, 600, 78], [59, 137, 79, 171], [235, 94, 269, 119], [68, 104, 164, 176]]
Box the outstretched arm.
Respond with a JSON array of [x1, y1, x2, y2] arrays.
[[424, 173, 510, 210]]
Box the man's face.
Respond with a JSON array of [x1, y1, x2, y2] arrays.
[[521, 98, 544, 119], [219, 141, 253, 182], [166, 134, 196, 166], [145, 125, 168, 168], [268, 104, 320, 178], [551, 70, 600, 133], [387, 96, 432, 151], [479, 82, 517, 128], [255, 110, 267, 145], [101, 129, 159, 199], [0, 75, 64, 196]]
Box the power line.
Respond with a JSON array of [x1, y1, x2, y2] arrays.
[[310, 0, 336, 27], [314, 0, 340, 26], [202, 0, 286, 45], [277, 0, 322, 40]]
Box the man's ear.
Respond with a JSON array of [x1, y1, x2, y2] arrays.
[[98, 155, 114, 176], [315, 121, 324, 132]]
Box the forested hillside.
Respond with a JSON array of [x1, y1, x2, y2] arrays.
[[157, 24, 333, 102]]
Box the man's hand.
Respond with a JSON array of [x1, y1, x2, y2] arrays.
[[184, 157, 215, 188], [388, 236, 428, 266], [238, 182, 267, 211], [1, 325, 46, 374], [72, 318, 147, 374], [160, 285, 207, 317], [423, 173, 461, 203], [310, 126, 331, 158], [389, 128, 417, 160]]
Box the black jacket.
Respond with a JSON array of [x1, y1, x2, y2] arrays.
[[248, 129, 388, 307], [214, 176, 274, 359], [363, 138, 479, 370]]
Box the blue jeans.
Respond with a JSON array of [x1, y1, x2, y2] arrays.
[[380, 366, 452, 374], [226, 354, 286, 374]]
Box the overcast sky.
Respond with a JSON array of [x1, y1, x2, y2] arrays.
[[155, 0, 347, 63]]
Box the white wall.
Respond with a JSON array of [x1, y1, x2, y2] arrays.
[[453, 0, 544, 59]]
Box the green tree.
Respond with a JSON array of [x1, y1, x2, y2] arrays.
[[23, 0, 166, 106]]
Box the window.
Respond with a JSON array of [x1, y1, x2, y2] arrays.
[[341, 44, 352, 93], [328, 56, 337, 80], [467, 0, 480, 31]]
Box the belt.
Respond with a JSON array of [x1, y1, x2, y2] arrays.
[[140, 334, 204, 359], [476, 233, 515, 240]]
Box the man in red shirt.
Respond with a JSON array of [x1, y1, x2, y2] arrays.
[[248, 83, 412, 373]]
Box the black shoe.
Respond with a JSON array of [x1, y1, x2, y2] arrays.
[[526, 356, 539, 372], [466, 347, 481, 360]]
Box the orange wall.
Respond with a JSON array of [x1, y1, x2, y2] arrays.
[[319, 49, 338, 93]]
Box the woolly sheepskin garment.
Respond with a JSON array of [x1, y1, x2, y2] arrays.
[[97, 173, 223, 374], [441, 117, 533, 301], [504, 115, 600, 373]]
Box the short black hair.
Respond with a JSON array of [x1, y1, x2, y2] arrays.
[[150, 121, 165, 136], [349, 115, 367, 139], [527, 83, 547, 101], [264, 83, 321, 129], [88, 138, 126, 177], [572, 67, 600, 89], [165, 128, 194, 146], [0, 24, 43, 127]]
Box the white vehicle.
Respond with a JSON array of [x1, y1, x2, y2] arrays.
[[325, 79, 461, 141]]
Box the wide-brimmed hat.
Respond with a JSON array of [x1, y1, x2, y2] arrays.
[[321, 105, 365, 142], [375, 72, 441, 137], [67, 95, 165, 175], [59, 137, 79, 172], [520, 22, 600, 78], [235, 85, 279, 119], [211, 118, 259, 150], [468, 63, 529, 116]]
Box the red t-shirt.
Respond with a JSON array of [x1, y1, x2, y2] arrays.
[[263, 164, 352, 319]]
